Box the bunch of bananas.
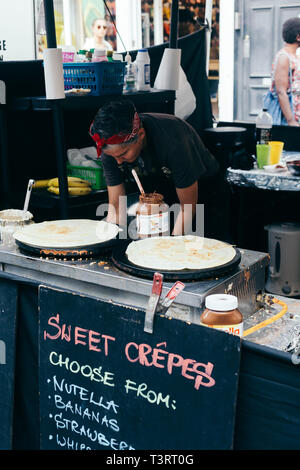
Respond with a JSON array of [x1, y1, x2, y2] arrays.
[[34, 177, 92, 196]]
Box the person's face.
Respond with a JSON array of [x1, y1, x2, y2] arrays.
[[92, 19, 108, 39], [104, 129, 146, 165]]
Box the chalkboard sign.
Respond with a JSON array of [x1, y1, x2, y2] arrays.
[[0, 279, 18, 450], [39, 285, 241, 450]]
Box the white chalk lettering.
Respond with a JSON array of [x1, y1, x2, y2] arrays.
[[52, 376, 119, 413], [49, 352, 115, 386], [124, 379, 176, 410], [55, 434, 92, 450], [53, 395, 119, 431], [53, 415, 134, 450]]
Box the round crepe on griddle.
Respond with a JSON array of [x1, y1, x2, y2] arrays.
[[125, 235, 237, 271], [13, 219, 120, 248]]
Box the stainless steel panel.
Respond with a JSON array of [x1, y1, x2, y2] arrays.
[[0, 244, 269, 321]]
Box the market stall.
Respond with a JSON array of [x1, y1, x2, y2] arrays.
[[0, 0, 299, 453]]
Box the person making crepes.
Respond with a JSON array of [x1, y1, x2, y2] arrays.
[[89, 100, 219, 236]]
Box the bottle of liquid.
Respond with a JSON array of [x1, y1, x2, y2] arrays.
[[92, 49, 108, 62], [77, 50, 88, 62], [200, 294, 243, 338], [85, 51, 93, 62], [136, 49, 151, 91], [255, 108, 272, 144], [124, 52, 137, 93], [106, 50, 113, 62]]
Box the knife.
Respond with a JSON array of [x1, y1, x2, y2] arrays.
[[144, 272, 163, 334]]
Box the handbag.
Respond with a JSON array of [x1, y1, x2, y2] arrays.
[[263, 89, 293, 125], [263, 53, 294, 125]]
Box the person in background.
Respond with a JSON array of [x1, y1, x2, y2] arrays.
[[83, 18, 113, 51], [268, 17, 300, 126], [89, 100, 220, 237], [178, 8, 198, 37]]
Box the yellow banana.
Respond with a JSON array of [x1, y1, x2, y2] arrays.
[[33, 179, 51, 188], [47, 177, 91, 188], [47, 186, 92, 196], [68, 186, 92, 196]]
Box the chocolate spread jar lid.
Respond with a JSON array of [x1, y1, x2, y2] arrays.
[[205, 294, 238, 311]]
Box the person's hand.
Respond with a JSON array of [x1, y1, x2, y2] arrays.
[[287, 118, 299, 126]]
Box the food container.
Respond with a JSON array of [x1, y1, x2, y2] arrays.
[[136, 193, 169, 239], [200, 294, 243, 337], [63, 62, 126, 96], [286, 157, 300, 176], [0, 209, 34, 246]]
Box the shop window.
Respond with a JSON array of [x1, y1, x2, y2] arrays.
[[35, 0, 117, 58]]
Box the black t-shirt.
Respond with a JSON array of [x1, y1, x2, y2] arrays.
[[100, 113, 219, 205]]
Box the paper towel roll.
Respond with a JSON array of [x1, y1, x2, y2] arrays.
[[154, 48, 181, 91], [43, 48, 65, 100]]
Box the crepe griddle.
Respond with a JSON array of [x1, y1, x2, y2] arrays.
[[15, 236, 123, 259], [112, 241, 241, 281]]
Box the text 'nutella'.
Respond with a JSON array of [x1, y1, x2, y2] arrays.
[[200, 294, 243, 338]]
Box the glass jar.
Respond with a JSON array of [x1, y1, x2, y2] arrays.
[[136, 193, 169, 239], [200, 294, 243, 338], [0, 209, 34, 246]]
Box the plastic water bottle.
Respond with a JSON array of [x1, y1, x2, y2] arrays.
[[136, 49, 150, 91], [255, 108, 273, 144], [124, 53, 137, 92]]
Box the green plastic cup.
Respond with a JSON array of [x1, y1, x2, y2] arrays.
[[256, 144, 270, 169]]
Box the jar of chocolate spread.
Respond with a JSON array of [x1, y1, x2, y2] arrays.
[[136, 193, 169, 239], [200, 294, 243, 338]]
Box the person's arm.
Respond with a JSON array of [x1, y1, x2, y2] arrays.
[[172, 181, 198, 236], [275, 55, 299, 126], [106, 183, 127, 225]]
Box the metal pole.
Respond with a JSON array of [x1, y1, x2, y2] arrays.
[[62, 0, 73, 46], [43, 0, 57, 48], [169, 0, 179, 49], [153, 0, 163, 45], [0, 106, 10, 208], [205, 0, 213, 75], [51, 101, 69, 219]]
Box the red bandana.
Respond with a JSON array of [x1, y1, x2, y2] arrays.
[[89, 112, 141, 157]]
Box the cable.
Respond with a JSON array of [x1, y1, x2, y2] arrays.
[[243, 297, 288, 338], [102, 0, 128, 52]]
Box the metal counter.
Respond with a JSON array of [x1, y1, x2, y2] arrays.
[[1, 243, 299, 354], [0, 243, 268, 320], [226, 151, 300, 192]]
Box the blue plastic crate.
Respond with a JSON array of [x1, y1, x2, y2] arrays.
[[63, 61, 126, 96]]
